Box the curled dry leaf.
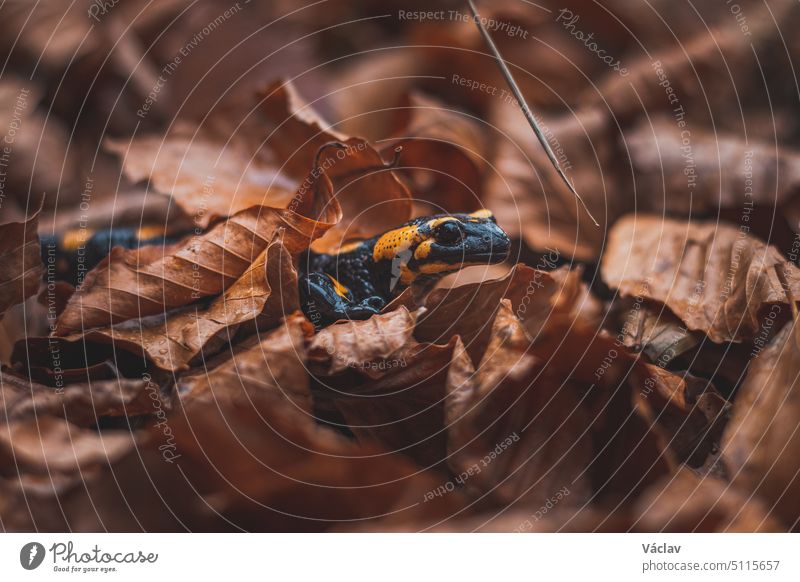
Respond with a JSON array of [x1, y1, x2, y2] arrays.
[[259, 79, 347, 179], [309, 307, 418, 376], [107, 78, 343, 228], [305, 137, 413, 252], [415, 264, 596, 365], [260, 81, 413, 251], [632, 364, 730, 471], [383, 92, 486, 215], [722, 321, 800, 530], [414, 265, 534, 365], [445, 307, 591, 508], [602, 215, 800, 343], [52, 233, 298, 373], [632, 468, 785, 532], [55, 182, 339, 335], [178, 312, 314, 414], [106, 131, 297, 229], [612, 299, 700, 364], [610, 300, 755, 395], [0, 210, 43, 319]]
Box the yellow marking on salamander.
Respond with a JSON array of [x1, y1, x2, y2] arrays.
[[335, 240, 365, 254], [136, 225, 166, 240], [326, 274, 351, 299], [372, 225, 424, 261], [61, 229, 93, 251], [469, 209, 493, 220], [425, 216, 460, 229], [417, 261, 463, 275], [414, 239, 433, 260]]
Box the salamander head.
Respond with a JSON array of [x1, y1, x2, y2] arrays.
[[372, 209, 511, 290]]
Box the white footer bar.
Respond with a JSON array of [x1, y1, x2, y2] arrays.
[[1, 533, 797, 581]]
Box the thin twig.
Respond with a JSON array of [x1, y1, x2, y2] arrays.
[[467, 0, 599, 227]]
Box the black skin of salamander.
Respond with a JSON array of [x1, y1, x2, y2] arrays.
[[40, 229, 176, 286], [299, 212, 511, 328]]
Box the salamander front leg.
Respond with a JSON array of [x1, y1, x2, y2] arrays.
[[299, 272, 385, 328]]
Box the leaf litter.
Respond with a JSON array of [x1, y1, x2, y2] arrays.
[[1, 0, 800, 533]]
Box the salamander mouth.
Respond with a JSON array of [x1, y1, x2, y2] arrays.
[[467, 250, 510, 264], [429, 248, 509, 266]]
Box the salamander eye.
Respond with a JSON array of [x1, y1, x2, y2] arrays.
[[436, 221, 464, 245]]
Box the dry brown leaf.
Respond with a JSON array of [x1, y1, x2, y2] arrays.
[[722, 321, 800, 530], [609, 299, 755, 395], [626, 116, 800, 216], [309, 302, 457, 468], [415, 264, 594, 365], [319, 338, 458, 469], [259, 79, 347, 178], [602, 215, 800, 343], [178, 312, 314, 414], [106, 132, 296, 228], [306, 138, 413, 252], [632, 364, 730, 470], [445, 310, 591, 508], [55, 180, 339, 334], [309, 307, 418, 376], [0, 210, 43, 319], [259, 81, 413, 251], [107, 80, 341, 229], [53, 234, 299, 372], [414, 265, 538, 364], [527, 316, 674, 501], [383, 92, 486, 215]]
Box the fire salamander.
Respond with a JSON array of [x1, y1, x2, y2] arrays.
[[299, 209, 510, 328], [42, 210, 511, 329]]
